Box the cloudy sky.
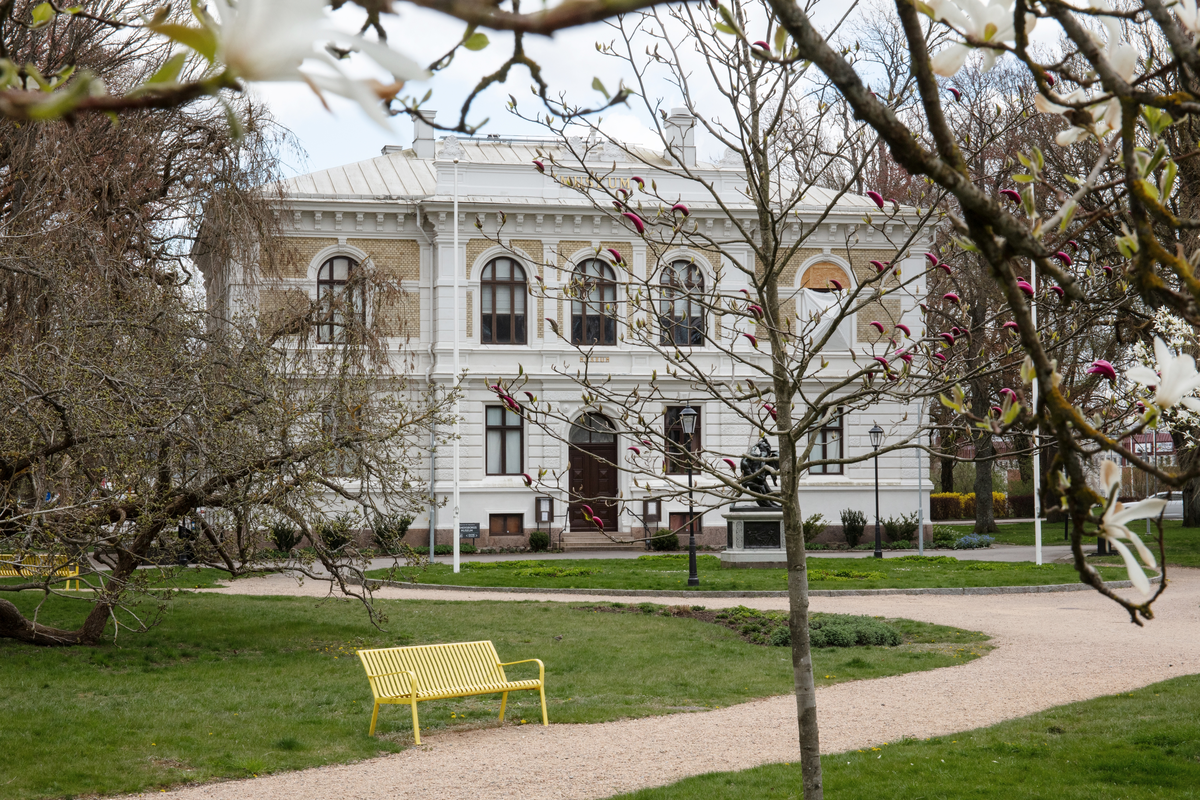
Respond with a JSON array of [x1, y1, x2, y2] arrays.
[[254, 2, 1062, 179]]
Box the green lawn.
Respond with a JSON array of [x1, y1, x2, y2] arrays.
[[961, 520, 1200, 567], [1, 567, 245, 591], [367, 554, 1131, 592], [607, 674, 1200, 799], [0, 592, 987, 800]]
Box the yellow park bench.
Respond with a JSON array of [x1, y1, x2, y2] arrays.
[[357, 640, 547, 742], [0, 554, 81, 590]]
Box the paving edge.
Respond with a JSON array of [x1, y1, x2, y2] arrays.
[[358, 574, 1161, 599]]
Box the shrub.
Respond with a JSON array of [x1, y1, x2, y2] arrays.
[[528, 530, 550, 552], [840, 509, 866, 546], [960, 493, 977, 519], [514, 566, 596, 578], [953, 533, 995, 549], [992, 492, 1008, 518], [930, 493, 962, 520], [931, 525, 959, 548], [809, 613, 902, 648], [648, 528, 679, 551], [268, 521, 301, 554], [371, 513, 413, 554], [1008, 494, 1035, 518], [313, 514, 355, 551], [802, 513, 827, 544], [882, 512, 919, 543]]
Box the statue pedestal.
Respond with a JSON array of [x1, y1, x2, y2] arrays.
[[720, 505, 787, 569]]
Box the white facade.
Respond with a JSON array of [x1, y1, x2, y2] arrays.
[[213, 119, 933, 549]]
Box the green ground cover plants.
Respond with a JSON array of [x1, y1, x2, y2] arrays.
[[367, 553, 1131, 591], [0, 592, 987, 800], [605, 674, 1200, 800], [968, 520, 1200, 567]]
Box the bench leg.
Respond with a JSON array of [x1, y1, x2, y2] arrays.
[[411, 699, 421, 745], [499, 692, 508, 722], [539, 685, 548, 726], [369, 702, 380, 736]]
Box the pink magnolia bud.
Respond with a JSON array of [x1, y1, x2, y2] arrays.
[[866, 191, 885, 209]]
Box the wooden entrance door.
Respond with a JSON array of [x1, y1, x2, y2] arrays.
[[568, 414, 619, 531]]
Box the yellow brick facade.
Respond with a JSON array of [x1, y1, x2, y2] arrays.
[[280, 237, 339, 279], [349, 238, 419, 282], [375, 292, 419, 338]]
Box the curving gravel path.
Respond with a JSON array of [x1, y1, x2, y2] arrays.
[[132, 570, 1200, 800]]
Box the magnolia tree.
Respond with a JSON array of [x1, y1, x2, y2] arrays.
[[470, 4, 1004, 794]]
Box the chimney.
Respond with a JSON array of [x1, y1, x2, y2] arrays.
[[413, 110, 437, 159], [665, 107, 696, 167]]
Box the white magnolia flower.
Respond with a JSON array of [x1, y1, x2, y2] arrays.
[[206, 0, 426, 126], [928, 0, 1037, 76], [1033, 7, 1137, 146], [1125, 337, 1200, 411], [1178, 0, 1200, 34], [1098, 460, 1162, 596]]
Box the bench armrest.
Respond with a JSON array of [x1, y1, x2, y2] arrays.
[[498, 658, 545, 682]]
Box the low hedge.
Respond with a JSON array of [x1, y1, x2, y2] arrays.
[[929, 491, 1009, 520]]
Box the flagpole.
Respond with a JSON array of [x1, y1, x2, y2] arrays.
[[1032, 260, 1042, 565], [452, 159, 461, 574]]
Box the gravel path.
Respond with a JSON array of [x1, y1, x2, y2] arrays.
[[136, 570, 1200, 800]]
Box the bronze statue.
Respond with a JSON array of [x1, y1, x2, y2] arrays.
[[739, 438, 780, 507]]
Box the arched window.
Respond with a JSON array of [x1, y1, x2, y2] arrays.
[[801, 262, 850, 293], [480, 257, 527, 344], [316, 256, 364, 343], [659, 261, 705, 346], [569, 413, 616, 444], [571, 259, 617, 346]]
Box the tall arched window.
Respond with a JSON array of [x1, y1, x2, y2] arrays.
[[480, 257, 527, 344], [571, 259, 617, 346], [801, 262, 850, 293], [316, 256, 364, 343], [659, 261, 705, 346]]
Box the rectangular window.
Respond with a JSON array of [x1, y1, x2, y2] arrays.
[[809, 408, 843, 474], [665, 406, 701, 475], [669, 511, 702, 538], [489, 514, 524, 536], [485, 406, 523, 475]]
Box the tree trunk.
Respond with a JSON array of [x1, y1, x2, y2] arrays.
[[779, 430, 823, 799], [971, 418, 998, 533], [1175, 434, 1200, 528], [0, 599, 89, 645], [939, 452, 955, 494]]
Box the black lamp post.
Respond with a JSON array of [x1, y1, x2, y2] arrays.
[[869, 424, 884, 559], [679, 407, 699, 587]]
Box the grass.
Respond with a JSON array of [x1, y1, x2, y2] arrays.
[[0, 592, 987, 800], [960, 520, 1200, 567], [366, 553, 1131, 592], [605, 674, 1200, 799], [0, 566, 230, 591]]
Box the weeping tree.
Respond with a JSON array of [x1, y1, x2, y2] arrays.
[[0, 3, 453, 646]]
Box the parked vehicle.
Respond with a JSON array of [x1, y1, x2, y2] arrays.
[[1125, 492, 1183, 521]]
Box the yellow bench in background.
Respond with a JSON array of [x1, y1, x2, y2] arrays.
[[357, 640, 547, 742], [0, 554, 80, 590]]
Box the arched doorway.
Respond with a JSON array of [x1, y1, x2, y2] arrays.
[[568, 413, 619, 531]]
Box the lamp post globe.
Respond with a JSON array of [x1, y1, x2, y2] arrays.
[[679, 407, 699, 587], [869, 424, 884, 559]]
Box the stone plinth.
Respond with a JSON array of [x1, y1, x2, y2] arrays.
[[720, 505, 787, 569]]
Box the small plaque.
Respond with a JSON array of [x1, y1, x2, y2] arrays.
[[744, 520, 781, 549], [459, 523, 481, 539]]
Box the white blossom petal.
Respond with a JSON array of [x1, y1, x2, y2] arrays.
[[1108, 538, 1152, 596], [1056, 126, 1086, 146], [931, 43, 972, 76]]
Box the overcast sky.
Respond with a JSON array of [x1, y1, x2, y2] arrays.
[[255, 2, 1064, 179]]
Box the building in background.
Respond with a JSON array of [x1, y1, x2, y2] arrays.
[[202, 113, 933, 550]]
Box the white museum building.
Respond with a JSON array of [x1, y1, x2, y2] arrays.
[[207, 111, 933, 551]]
